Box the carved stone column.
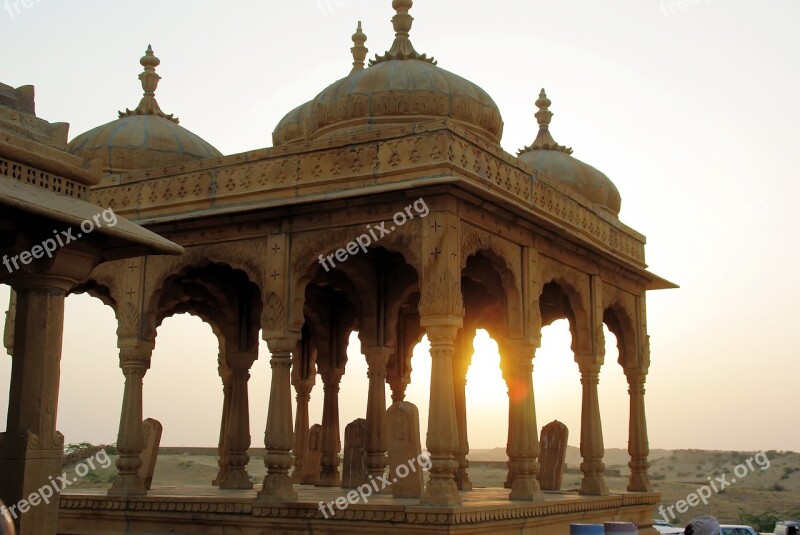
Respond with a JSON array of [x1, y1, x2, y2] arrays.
[[256, 335, 299, 502], [506, 341, 544, 501], [452, 329, 473, 491], [213, 353, 231, 486], [626, 368, 653, 492], [576, 358, 609, 496], [109, 338, 155, 496], [218, 351, 257, 489], [363, 345, 392, 482], [420, 320, 462, 506], [291, 378, 314, 483], [0, 278, 71, 534], [318, 367, 343, 486]]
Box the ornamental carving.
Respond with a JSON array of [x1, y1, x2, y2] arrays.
[[419, 269, 462, 317], [262, 292, 285, 333]]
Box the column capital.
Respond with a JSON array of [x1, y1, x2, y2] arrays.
[[292, 377, 315, 395], [624, 367, 648, 385], [575, 355, 602, 376], [320, 367, 344, 386], [265, 333, 301, 356], [363, 345, 393, 371], [118, 339, 154, 371], [423, 320, 462, 345], [226, 351, 258, 371]]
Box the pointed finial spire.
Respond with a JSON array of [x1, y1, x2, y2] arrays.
[[351, 21, 368, 73], [370, 0, 436, 65], [119, 45, 179, 123], [518, 89, 572, 156]]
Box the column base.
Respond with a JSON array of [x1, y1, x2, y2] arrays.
[[421, 457, 461, 506], [108, 474, 148, 497], [628, 471, 654, 492], [455, 463, 473, 491], [579, 461, 610, 496], [218, 469, 254, 490], [0, 443, 63, 535], [509, 476, 544, 501], [290, 463, 303, 483], [256, 473, 297, 502], [317, 467, 341, 487]]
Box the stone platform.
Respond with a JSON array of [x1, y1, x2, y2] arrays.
[[58, 485, 660, 535]]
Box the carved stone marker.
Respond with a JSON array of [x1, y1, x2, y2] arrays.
[[538, 420, 568, 491], [137, 418, 163, 490], [386, 401, 424, 498], [341, 418, 367, 488], [300, 423, 323, 485]]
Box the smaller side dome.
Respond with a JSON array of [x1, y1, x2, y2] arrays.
[[273, 21, 369, 147], [69, 46, 221, 174], [518, 90, 621, 216]]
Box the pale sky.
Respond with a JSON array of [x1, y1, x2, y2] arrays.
[[1, 1, 798, 454]]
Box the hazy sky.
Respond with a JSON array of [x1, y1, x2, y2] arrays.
[[1, 1, 798, 454]]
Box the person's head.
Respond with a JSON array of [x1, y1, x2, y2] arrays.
[[0, 500, 15, 535], [685, 516, 721, 535]]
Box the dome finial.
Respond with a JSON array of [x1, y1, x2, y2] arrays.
[[119, 45, 179, 124], [370, 0, 436, 65], [351, 21, 368, 73], [518, 88, 572, 156]]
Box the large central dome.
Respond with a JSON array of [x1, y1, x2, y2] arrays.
[[273, 0, 503, 146]]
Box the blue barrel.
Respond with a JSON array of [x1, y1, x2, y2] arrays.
[[570, 524, 605, 535]]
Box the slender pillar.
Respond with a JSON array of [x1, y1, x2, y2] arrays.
[[626, 368, 653, 491], [389, 376, 410, 404], [0, 281, 70, 534], [452, 330, 473, 491], [318, 368, 343, 486], [218, 351, 257, 489], [212, 353, 231, 486], [363, 346, 392, 483], [291, 378, 314, 483], [256, 336, 298, 502], [420, 321, 461, 506], [503, 371, 515, 489], [108, 339, 154, 496], [576, 358, 609, 496], [507, 342, 544, 501]]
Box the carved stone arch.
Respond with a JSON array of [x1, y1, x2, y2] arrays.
[[602, 285, 638, 369], [537, 255, 592, 355], [147, 241, 266, 301], [460, 224, 523, 340], [379, 219, 422, 276], [142, 246, 265, 343], [159, 301, 228, 353], [69, 277, 120, 338], [289, 227, 363, 332], [289, 227, 420, 335]]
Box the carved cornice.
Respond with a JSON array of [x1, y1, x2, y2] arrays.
[[90, 120, 646, 274]]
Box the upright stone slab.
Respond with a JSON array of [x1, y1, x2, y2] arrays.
[[137, 418, 163, 490], [341, 418, 367, 488], [538, 420, 568, 491], [300, 423, 322, 485], [386, 401, 424, 498]]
